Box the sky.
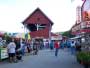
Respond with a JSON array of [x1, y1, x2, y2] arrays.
[[0, 0, 83, 33]]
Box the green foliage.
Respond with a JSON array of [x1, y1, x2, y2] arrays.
[[77, 51, 90, 64], [62, 30, 75, 38], [3, 33, 12, 44]]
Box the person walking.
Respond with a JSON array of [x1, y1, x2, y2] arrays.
[[16, 40, 23, 61], [27, 40, 31, 53], [20, 39, 25, 56], [50, 41, 54, 50], [70, 40, 76, 55], [7, 39, 17, 63], [33, 41, 39, 55], [20, 41, 25, 56], [54, 41, 59, 56], [75, 40, 81, 52]]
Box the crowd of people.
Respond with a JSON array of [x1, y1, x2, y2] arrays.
[[49, 39, 82, 56], [6, 38, 44, 63], [7, 38, 33, 63], [60, 39, 81, 54], [0, 37, 81, 63], [6, 38, 60, 63]]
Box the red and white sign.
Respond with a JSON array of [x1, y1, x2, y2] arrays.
[[82, 0, 90, 21], [86, 21, 90, 27], [80, 29, 90, 33]]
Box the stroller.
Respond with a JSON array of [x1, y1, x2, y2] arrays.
[[33, 45, 38, 55], [16, 48, 22, 61]]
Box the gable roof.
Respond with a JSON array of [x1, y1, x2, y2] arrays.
[[22, 8, 53, 25], [51, 33, 58, 36]]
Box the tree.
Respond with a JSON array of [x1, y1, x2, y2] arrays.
[[3, 33, 12, 44], [62, 30, 75, 38]]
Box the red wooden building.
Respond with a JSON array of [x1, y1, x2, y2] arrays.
[[22, 8, 53, 42]]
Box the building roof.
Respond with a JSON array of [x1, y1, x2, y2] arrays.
[[22, 8, 53, 25], [51, 33, 59, 36]]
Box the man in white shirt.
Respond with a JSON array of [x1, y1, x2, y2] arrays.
[[7, 39, 16, 63]]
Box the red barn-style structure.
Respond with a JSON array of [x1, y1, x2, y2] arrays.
[[22, 8, 53, 43]]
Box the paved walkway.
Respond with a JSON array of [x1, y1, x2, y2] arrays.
[[0, 49, 84, 68]]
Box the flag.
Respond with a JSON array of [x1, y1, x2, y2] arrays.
[[28, 33, 31, 40], [25, 33, 28, 39], [22, 33, 25, 39], [25, 33, 31, 40]]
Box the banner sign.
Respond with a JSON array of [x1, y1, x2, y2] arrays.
[[82, 0, 90, 21], [0, 48, 8, 59]]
